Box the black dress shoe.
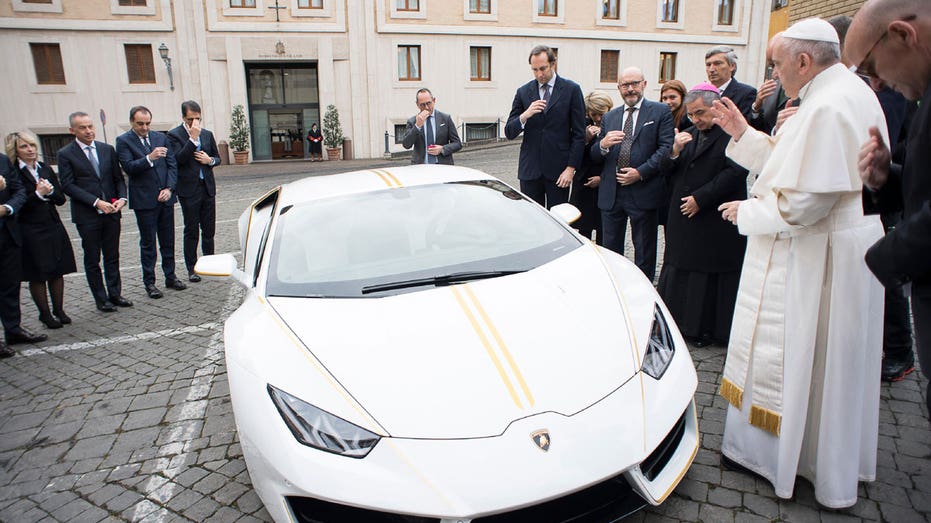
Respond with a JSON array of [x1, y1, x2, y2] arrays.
[[96, 301, 118, 312], [166, 279, 187, 291], [145, 284, 164, 299], [39, 313, 63, 329], [110, 296, 133, 307], [188, 273, 202, 283], [881, 357, 916, 382], [721, 455, 758, 476], [0, 340, 14, 358], [6, 329, 48, 345], [53, 310, 71, 325]]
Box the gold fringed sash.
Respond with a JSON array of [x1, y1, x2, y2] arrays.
[[719, 377, 743, 410], [750, 405, 782, 436]]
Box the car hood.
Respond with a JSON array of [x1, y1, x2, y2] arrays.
[[267, 246, 649, 439]]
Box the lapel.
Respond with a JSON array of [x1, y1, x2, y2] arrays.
[[72, 141, 97, 174], [432, 112, 444, 142], [545, 76, 562, 112], [631, 102, 652, 144], [691, 125, 722, 159], [19, 161, 40, 190]]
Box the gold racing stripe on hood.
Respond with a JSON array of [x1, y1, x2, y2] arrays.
[[451, 285, 530, 410], [372, 169, 403, 188], [461, 285, 535, 408]]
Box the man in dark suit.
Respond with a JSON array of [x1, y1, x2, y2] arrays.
[[658, 86, 748, 347], [749, 35, 789, 134], [58, 112, 132, 312], [505, 45, 585, 208], [591, 66, 674, 281], [849, 0, 931, 425], [116, 106, 186, 299], [0, 153, 46, 355], [705, 46, 757, 119], [167, 101, 220, 282], [402, 88, 462, 165]]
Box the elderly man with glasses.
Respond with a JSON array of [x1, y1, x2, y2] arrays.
[[710, 18, 888, 508]]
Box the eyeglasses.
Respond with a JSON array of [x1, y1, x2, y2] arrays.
[[686, 108, 708, 120], [856, 14, 916, 79], [618, 80, 644, 89]]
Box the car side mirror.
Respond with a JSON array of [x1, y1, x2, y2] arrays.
[[194, 253, 250, 288], [549, 203, 581, 225]]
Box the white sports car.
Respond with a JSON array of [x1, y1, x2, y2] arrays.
[[196, 165, 699, 523]]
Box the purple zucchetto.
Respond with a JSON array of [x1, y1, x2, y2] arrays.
[[690, 82, 721, 94]]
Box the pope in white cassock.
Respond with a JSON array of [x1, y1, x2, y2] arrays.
[[712, 18, 886, 508]]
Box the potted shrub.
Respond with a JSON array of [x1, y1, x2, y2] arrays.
[[322, 104, 343, 160], [229, 104, 251, 165]]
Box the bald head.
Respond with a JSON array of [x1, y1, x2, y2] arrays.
[[847, 0, 930, 100], [617, 67, 647, 107]]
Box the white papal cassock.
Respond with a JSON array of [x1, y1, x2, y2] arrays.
[[719, 63, 886, 508]]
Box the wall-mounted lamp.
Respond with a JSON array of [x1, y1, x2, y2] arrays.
[[158, 43, 174, 91]]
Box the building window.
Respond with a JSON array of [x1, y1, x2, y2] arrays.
[[23, 0, 53, 3], [397, 0, 419, 10], [537, 0, 557, 16], [660, 0, 678, 22], [230, 0, 256, 7], [466, 123, 497, 142], [716, 0, 734, 25], [38, 134, 72, 166], [118, 0, 147, 5], [394, 124, 408, 144], [125, 44, 156, 84], [470, 47, 491, 81], [659, 52, 677, 83], [30, 43, 65, 85], [600, 50, 619, 83], [398, 45, 421, 81], [772, 0, 787, 10], [469, 0, 489, 13], [602, 0, 619, 19], [298, 0, 322, 6]]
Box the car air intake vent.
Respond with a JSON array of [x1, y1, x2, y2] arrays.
[[473, 473, 645, 523], [639, 409, 688, 481], [287, 497, 439, 523]]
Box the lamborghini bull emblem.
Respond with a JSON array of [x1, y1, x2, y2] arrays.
[[531, 430, 551, 452]]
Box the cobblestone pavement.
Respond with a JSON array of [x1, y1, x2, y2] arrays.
[[0, 143, 928, 522]]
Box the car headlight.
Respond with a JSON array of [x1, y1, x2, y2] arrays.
[[267, 384, 380, 458], [641, 304, 675, 380]]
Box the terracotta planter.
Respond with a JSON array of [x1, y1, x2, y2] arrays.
[[326, 147, 341, 160], [232, 150, 250, 165]]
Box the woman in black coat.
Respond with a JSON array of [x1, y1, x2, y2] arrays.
[[6, 131, 76, 329], [569, 92, 613, 245], [657, 88, 747, 347], [306, 123, 323, 161]]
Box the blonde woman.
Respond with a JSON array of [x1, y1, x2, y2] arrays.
[[6, 131, 76, 329], [569, 91, 614, 244]]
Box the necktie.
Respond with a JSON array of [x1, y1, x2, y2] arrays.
[[196, 142, 205, 180], [143, 136, 152, 154], [85, 146, 101, 178], [541, 84, 551, 102], [616, 106, 636, 171], [696, 131, 708, 149], [425, 115, 437, 164]]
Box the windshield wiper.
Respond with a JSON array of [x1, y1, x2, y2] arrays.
[[361, 270, 524, 295]]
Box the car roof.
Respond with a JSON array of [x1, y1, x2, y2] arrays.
[[277, 165, 497, 206]]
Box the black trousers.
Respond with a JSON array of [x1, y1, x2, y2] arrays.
[[179, 184, 216, 273], [0, 229, 22, 335], [911, 295, 931, 425], [601, 197, 658, 281], [76, 215, 122, 305], [520, 178, 569, 209], [134, 204, 176, 286]]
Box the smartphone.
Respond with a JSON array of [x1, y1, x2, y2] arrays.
[[765, 65, 774, 81]]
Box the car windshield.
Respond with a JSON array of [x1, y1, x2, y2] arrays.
[[265, 180, 582, 297]]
